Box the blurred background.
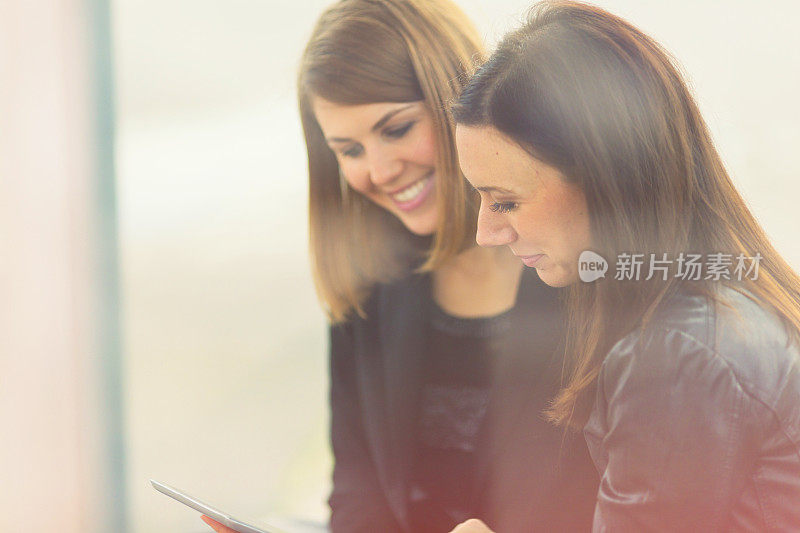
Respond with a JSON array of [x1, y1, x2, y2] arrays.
[[2, 0, 799, 532]]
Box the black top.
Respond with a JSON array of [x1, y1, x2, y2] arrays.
[[328, 269, 599, 533], [408, 300, 514, 532]]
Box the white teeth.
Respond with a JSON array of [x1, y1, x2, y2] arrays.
[[391, 175, 431, 203]]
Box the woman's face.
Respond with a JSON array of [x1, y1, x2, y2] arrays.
[[312, 97, 439, 236], [455, 125, 592, 287]]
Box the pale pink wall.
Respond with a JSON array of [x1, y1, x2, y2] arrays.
[[0, 2, 111, 532]]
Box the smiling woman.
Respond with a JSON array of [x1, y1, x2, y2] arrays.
[[287, 1, 600, 532], [298, 0, 483, 321], [312, 99, 439, 236]]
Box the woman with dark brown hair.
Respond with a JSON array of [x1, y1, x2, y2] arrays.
[[449, 1, 800, 531], [203, 1, 598, 532]]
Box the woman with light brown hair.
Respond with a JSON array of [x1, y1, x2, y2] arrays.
[[203, 1, 598, 532], [450, 1, 800, 531]]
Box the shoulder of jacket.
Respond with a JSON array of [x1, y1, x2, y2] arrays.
[[602, 287, 800, 412]]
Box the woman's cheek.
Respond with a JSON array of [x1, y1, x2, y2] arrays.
[[340, 164, 370, 195], [409, 125, 438, 164]]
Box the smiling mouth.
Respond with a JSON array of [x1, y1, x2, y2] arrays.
[[390, 174, 433, 202], [388, 172, 435, 211]]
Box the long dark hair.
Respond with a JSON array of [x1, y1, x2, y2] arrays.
[[451, 0, 800, 428]]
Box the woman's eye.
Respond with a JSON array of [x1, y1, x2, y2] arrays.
[[490, 202, 518, 213], [341, 144, 363, 158], [384, 121, 415, 139]]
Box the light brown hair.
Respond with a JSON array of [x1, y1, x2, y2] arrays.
[[298, 0, 484, 322], [452, 0, 800, 428]]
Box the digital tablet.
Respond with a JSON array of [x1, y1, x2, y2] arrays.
[[150, 479, 285, 533]]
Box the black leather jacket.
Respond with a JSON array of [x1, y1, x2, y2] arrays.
[[584, 287, 800, 531]]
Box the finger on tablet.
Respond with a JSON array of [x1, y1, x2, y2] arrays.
[[201, 514, 237, 533]]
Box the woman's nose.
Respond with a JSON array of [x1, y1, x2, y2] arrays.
[[475, 206, 517, 247], [367, 149, 403, 187]]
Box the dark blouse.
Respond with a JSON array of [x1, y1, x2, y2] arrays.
[[328, 270, 599, 533], [408, 300, 514, 532]]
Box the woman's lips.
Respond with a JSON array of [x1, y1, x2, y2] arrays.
[[390, 172, 435, 211], [518, 254, 545, 267]]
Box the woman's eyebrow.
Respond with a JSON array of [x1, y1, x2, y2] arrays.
[[327, 104, 416, 144], [477, 185, 517, 194], [370, 104, 415, 132]]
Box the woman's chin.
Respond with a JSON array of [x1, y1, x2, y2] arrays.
[[400, 218, 437, 236], [534, 265, 578, 288], [394, 206, 438, 236]]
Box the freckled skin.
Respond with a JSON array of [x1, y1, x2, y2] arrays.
[[455, 125, 592, 287]]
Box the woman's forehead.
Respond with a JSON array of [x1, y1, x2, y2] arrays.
[[456, 125, 542, 191]]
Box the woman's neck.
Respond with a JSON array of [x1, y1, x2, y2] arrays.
[[432, 246, 524, 318]]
